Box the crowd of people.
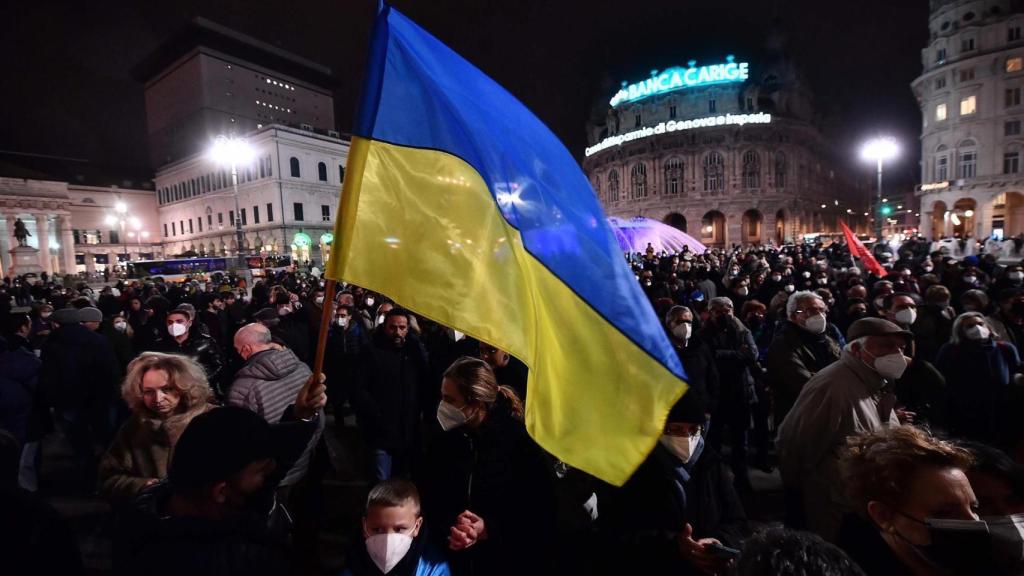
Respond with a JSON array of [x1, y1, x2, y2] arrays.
[[3, 234, 1024, 575]]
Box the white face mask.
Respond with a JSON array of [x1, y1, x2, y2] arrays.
[[736, 286, 749, 296], [870, 351, 908, 380], [41, 312, 52, 319], [278, 306, 291, 316], [771, 275, 782, 282], [802, 271, 811, 279], [894, 308, 917, 326], [659, 433, 701, 464], [376, 314, 386, 327], [874, 297, 886, 310], [803, 313, 827, 334], [336, 317, 350, 328], [671, 323, 691, 341], [966, 324, 991, 341], [784, 284, 795, 293], [817, 278, 828, 286], [167, 323, 188, 338], [1010, 272, 1024, 282], [113, 321, 128, 332], [437, 400, 469, 431], [963, 276, 977, 285], [365, 297, 375, 308], [365, 533, 413, 574], [315, 296, 325, 305]]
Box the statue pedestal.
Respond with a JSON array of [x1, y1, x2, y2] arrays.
[[9, 245, 43, 277]]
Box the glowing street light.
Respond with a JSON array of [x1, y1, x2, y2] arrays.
[[209, 135, 256, 270], [861, 136, 899, 240]]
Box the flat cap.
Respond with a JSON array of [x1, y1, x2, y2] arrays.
[[77, 307, 102, 323], [847, 317, 913, 343]]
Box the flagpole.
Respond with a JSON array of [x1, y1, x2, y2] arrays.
[[312, 278, 337, 379]]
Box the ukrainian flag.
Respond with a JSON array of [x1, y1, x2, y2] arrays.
[[327, 4, 687, 485]]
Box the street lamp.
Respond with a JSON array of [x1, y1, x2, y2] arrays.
[[860, 136, 899, 241], [105, 201, 130, 272], [209, 135, 255, 271]]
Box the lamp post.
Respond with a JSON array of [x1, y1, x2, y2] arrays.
[[860, 136, 899, 242], [209, 135, 255, 271], [105, 201, 130, 273]]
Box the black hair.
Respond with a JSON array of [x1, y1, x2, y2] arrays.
[[737, 528, 866, 576], [882, 291, 917, 311], [4, 313, 30, 337], [961, 441, 1024, 501]]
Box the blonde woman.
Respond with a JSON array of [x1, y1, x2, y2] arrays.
[[98, 352, 215, 505]]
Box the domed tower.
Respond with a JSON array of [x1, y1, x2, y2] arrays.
[[912, 0, 1024, 241]]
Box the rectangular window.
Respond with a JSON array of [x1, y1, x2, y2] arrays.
[[294, 202, 304, 221], [240, 208, 247, 226], [267, 203, 274, 222], [960, 68, 975, 82], [745, 97, 754, 110], [172, 222, 177, 236], [669, 105, 677, 119], [1005, 152, 1021, 174], [708, 99, 717, 113], [179, 220, 184, 236], [198, 217, 203, 232], [962, 37, 976, 52], [959, 150, 977, 178], [188, 219, 193, 234], [936, 155, 949, 181], [322, 205, 331, 222], [936, 103, 947, 121], [163, 223, 168, 238], [207, 214, 212, 227], [1008, 88, 1022, 107], [1011, 26, 1022, 42], [253, 206, 260, 224], [1007, 120, 1022, 135], [935, 76, 946, 90], [110, 230, 120, 244], [937, 48, 947, 63], [634, 113, 641, 128], [1010, 57, 1024, 73], [218, 212, 224, 225], [229, 211, 234, 226], [961, 95, 977, 115]]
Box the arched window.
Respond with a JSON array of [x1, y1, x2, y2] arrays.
[[703, 152, 724, 192], [774, 151, 787, 188], [592, 175, 602, 199], [664, 157, 683, 195], [958, 140, 977, 178], [742, 150, 761, 189], [290, 157, 301, 178], [935, 144, 950, 181], [608, 170, 620, 202], [317, 161, 328, 182], [631, 163, 648, 198]]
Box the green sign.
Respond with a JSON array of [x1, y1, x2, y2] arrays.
[[293, 230, 312, 248], [320, 232, 334, 245]]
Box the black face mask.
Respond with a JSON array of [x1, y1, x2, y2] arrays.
[[890, 512, 1024, 575]]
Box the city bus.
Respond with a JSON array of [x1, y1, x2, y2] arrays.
[[126, 257, 230, 281]]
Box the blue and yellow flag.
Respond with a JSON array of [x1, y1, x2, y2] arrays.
[[327, 4, 687, 485]]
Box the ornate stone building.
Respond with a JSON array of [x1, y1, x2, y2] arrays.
[[582, 51, 868, 247], [913, 0, 1024, 240]]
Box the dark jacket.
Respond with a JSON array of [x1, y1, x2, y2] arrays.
[[0, 334, 41, 442], [671, 336, 720, 415], [353, 330, 429, 457], [698, 316, 758, 408], [913, 304, 955, 365], [599, 443, 749, 575], [38, 323, 120, 411], [766, 320, 842, 423], [937, 339, 1021, 446], [324, 320, 370, 406], [837, 514, 913, 576], [272, 311, 311, 366], [1, 486, 84, 576], [100, 320, 135, 376], [421, 396, 556, 576], [156, 332, 226, 393]]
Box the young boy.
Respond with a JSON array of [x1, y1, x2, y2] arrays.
[[343, 479, 450, 576]]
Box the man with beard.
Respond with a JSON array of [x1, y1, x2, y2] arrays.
[[353, 309, 429, 482]]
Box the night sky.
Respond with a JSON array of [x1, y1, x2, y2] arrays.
[[2, 0, 928, 188]]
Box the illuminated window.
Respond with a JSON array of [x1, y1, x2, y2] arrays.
[[960, 95, 977, 115], [1009, 57, 1023, 73], [703, 152, 724, 192], [742, 150, 761, 189], [630, 163, 648, 199], [936, 103, 947, 121], [664, 158, 683, 195]]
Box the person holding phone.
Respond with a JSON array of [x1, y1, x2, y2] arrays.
[[599, 390, 749, 574]]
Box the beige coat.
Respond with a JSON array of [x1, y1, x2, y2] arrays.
[[776, 350, 900, 542], [98, 403, 215, 505]]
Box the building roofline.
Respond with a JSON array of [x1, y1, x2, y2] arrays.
[[132, 17, 337, 89]]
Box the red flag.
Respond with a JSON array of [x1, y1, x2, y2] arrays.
[[841, 222, 886, 277]]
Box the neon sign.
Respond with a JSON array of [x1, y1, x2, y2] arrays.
[[610, 56, 750, 107], [585, 113, 772, 157]]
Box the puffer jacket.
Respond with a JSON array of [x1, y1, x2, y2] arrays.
[[228, 347, 322, 486]]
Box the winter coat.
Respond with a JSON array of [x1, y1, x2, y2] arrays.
[[698, 316, 758, 410], [671, 336, 720, 415], [599, 444, 749, 575], [766, 320, 842, 423], [324, 321, 370, 399], [156, 332, 226, 392], [228, 347, 323, 486], [353, 330, 429, 457], [97, 403, 216, 506], [421, 396, 557, 576], [0, 335, 41, 442], [777, 350, 900, 542], [937, 339, 1021, 446], [38, 323, 120, 411]]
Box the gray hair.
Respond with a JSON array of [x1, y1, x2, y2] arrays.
[[786, 290, 824, 319], [950, 312, 990, 345], [844, 336, 869, 352], [709, 296, 734, 311]]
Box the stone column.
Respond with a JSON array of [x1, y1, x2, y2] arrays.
[[34, 214, 51, 275], [84, 252, 96, 274], [57, 215, 76, 275], [0, 215, 11, 276]]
